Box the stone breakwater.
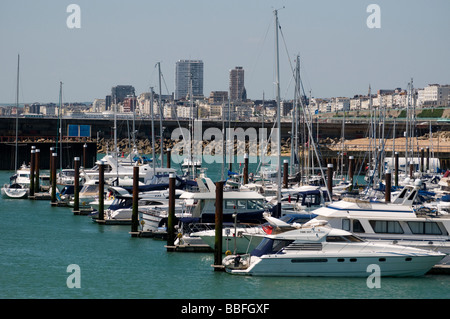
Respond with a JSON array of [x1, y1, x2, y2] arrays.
[[96, 131, 450, 156], [96, 137, 293, 156]]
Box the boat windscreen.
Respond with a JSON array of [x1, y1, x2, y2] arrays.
[[251, 238, 294, 257]]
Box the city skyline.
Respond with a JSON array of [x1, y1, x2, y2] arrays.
[[0, 0, 449, 104]]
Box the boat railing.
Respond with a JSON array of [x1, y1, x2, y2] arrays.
[[180, 222, 261, 236]]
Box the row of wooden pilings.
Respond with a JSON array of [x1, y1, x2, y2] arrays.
[[57, 149, 402, 271], [27, 144, 89, 201]]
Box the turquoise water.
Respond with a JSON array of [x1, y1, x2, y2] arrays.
[[1, 158, 450, 301]]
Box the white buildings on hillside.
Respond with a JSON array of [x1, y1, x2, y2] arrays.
[[417, 84, 450, 107]]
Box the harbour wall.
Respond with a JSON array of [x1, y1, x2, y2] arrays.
[[1, 116, 450, 171]]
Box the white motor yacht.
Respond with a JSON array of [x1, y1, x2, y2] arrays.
[[190, 213, 317, 254], [1, 164, 31, 199], [223, 224, 445, 277], [306, 183, 450, 264]]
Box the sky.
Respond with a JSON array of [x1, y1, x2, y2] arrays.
[[0, 0, 449, 104]]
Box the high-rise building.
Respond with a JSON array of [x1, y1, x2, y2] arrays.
[[111, 85, 135, 103], [105, 95, 112, 110], [229, 66, 245, 102], [175, 60, 204, 100]]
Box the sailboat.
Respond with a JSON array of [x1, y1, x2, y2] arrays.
[[1, 54, 30, 199]]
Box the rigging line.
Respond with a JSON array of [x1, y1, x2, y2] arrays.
[[152, 66, 187, 149], [160, 72, 171, 96], [247, 14, 273, 94]]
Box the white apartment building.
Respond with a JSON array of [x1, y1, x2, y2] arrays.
[[93, 99, 106, 112], [334, 97, 350, 111], [420, 84, 450, 107], [176, 104, 197, 119]]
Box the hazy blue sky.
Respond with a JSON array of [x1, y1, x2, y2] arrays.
[[1, 0, 449, 103]]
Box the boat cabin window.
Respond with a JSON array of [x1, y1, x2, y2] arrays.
[[302, 194, 321, 206], [342, 219, 350, 231], [237, 200, 246, 210], [407, 222, 443, 235], [326, 235, 364, 242], [225, 200, 236, 210], [251, 238, 294, 257], [342, 219, 365, 233], [369, 220, 403, 234], [247, 199, 264, 210], [225, 199, 264, 211], [353, 220, 365, 233]]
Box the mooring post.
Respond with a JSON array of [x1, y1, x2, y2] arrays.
[[395, 152, 399, 187], [166, 173, 176, 250], [34, 149, 40, 193], [29, 147, 35, 198], [83, 143, 87, 168], [426, 147, 430, 172], [49, 147, 54, 184], [421, 148, 424, 173], [166, 148, 171, 168], [50, 152, 57, 206], [98, 161, 105, 221], [283, 159, 288, 188], [327, 163, 333, 199], [131, 165, 139, 236], [214, 181, 224, 270], [243, 153, 249, 185], [73, 157, 80, 214], [409, 163, 414, 179], [385, 170, 391, 203]]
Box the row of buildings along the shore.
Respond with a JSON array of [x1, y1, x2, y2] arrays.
[[1, 60, 450, 121]]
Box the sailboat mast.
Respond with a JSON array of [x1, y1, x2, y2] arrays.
[[114, 97, 119, 184], [274, 9, 282, 216], [150, 88, 156, 176], [157, 62, 164, 168], [58, 81, 63, 173], [15, 54, 20, 172], [291, 55, 300, 176]]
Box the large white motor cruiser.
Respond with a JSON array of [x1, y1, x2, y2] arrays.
[[305, 183, 450, 264], [223, 223, 445, 277]]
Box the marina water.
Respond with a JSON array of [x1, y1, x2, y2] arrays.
[[1, 156, 449, 300]]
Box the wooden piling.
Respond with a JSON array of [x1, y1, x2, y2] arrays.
[[421, 148, 424, 173], [73, 157, 80, 214], [214, 181, 224, 271], [49, 147, 54, 184], [283, 159, 288, 188], [166, 173, 176, 250], [83, 143, 87, 168], [50, 153, 57, 206], [385, 170, 391, 203], [243, 153, 249, 185], [409, 163, 414, 179], [327, 163, 333, 198], [98, 161, 105, 221], [166, 148, 171, 168], [34, 149, 40, 193], [426, 147, 430, 172], [130, 165, 140, 237], [29, 148, 35, 198]]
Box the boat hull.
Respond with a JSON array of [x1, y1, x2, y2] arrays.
[[1, 186, 28, 199], [225, 254, 444, 277]]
